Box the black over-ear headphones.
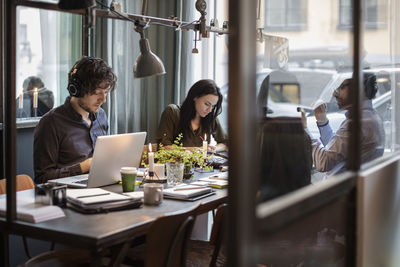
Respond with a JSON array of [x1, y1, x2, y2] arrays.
[[67, 56, 94, 97]]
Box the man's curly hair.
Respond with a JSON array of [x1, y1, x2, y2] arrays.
[[68, 57, 117, 95]]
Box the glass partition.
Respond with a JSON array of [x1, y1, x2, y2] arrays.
[[256, 180, 355, 266], [15, 6, 81, 120]]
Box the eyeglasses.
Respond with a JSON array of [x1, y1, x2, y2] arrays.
[[334, 82, 351, 94]]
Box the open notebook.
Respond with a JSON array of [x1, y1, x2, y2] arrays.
[[163, 184, 215, 201], [0, 197, 65, 223], [66, 188, 142, 213]]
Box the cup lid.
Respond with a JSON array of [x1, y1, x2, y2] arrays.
[[120, 167, 137, 174]]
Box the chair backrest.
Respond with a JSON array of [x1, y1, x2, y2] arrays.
[[209, 204, 228, 245], [0, 174, 35, 195], [258, 117, 312, 201], [144, 204, 199, 267]]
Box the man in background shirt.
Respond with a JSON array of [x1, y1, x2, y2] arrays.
[[304, 73, 384, 177], [34, 57, 117, 183]]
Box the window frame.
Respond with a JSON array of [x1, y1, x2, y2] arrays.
[[338, 0, 387, 30], [264, 0, 308, 31]]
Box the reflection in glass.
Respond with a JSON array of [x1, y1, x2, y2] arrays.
[[257, 74, 312, 202], [16, 6, 81, 119], [16, 76, 54, 118], [256, 195, 351, 266]]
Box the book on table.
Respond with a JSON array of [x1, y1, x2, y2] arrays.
[[195, 172, 228, 189], [163, 184, 215, 201], [0, 197, 65, 223], [66, 188, 142, 212]]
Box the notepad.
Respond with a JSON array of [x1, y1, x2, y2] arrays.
[[67, 188, 133, 205], [198, 172, 228, 182], [163, 185, 214, 201], [0, 198, 65, 223]]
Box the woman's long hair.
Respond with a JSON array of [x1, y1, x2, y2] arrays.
[[179, 79, 223, 139]]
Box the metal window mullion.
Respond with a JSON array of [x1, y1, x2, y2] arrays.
[[5, 0, 17, 223], [348, 0, 362, 171], [227, 0, 257, 266]]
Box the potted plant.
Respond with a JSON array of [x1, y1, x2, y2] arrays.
[[142, 134, 211, 183]]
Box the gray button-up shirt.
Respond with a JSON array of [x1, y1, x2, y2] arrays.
[[309, 100, 384, 177], [34, 97, 108, 183]]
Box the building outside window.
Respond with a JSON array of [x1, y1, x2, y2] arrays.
[[264, 0, 307, 31], [338, 0, 387, 29]]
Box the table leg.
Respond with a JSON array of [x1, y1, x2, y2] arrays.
[[0, 233, 9, 267], [90, 248, 103, 267]]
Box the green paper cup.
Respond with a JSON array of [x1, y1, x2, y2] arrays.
[[120, 167, 137, 192]]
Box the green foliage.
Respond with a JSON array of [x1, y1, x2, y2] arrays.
[[142, 133, 211, 170]]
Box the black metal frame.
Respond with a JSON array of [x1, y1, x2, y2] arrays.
[[2, 0, 363, 266], [227, 0, 362, 266], [227, 0, 258, 266]]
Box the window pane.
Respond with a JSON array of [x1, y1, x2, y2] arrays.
[[16, 7, 81, 119], [265, 0, 307, 30]]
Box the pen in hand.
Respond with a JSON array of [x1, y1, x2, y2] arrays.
[[77, 193, 111, 199]]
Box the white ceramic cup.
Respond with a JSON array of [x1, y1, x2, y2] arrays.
[[154, 163, 165, 179], [143, 183, 163, 205]]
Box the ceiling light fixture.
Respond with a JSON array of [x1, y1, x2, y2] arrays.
[[133, 25, 166, 78], [133, 0, 166, 78]]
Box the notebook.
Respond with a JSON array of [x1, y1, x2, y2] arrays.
[[163, 184, 215, 201], [66, 188, 143, 214], [48, 132, 146, 188], [0, 197, 65, 223]]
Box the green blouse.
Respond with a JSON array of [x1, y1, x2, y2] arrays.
[[156, 104, 228, 147]]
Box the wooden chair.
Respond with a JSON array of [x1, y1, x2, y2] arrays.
[[0, 175, 37, 259], [186, 204, 228, 267], [0, 174, 35, 195], [121, 204, 200, 267], [22, 204, 199, 267], [21, 249, 91, 267]]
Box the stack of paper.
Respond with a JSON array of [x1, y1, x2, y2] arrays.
[[0, 198, 65, 223], [197, 172, 229, 189], [163, 185, 214, 201], [67, 188, 140, 210]]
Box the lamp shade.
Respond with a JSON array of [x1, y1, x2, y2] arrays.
[[133, 38, 166, 78], [58, 0, 95, 10]]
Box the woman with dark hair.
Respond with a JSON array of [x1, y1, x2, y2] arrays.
[[156, 79, 227, 152]]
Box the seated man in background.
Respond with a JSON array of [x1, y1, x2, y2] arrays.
[[16, 76, 54, 118], [34, 57, 117, 183], [304, 73, 384, 178]]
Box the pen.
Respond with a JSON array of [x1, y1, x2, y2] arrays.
[[77, 193, 111, 198], [173, 187, 208, 191], [209, 176, 228, 180]]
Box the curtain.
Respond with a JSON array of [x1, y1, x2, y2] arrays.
[[98, 0, 196, 142]]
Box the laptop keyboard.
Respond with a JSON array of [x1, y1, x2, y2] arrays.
[[73, 180, 88, 185]]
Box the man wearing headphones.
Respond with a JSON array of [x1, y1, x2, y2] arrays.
[[303, 73, 385, 178], [34, 57, 117, 184]]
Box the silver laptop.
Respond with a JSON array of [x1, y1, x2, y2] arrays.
[[48, 132, 146, 188]]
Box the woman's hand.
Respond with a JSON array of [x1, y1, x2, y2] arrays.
[[215, 143, 228, 152], [207, 145, 217, 153]]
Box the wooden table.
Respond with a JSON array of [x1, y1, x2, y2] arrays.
[[0, 179, 227, 266]]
